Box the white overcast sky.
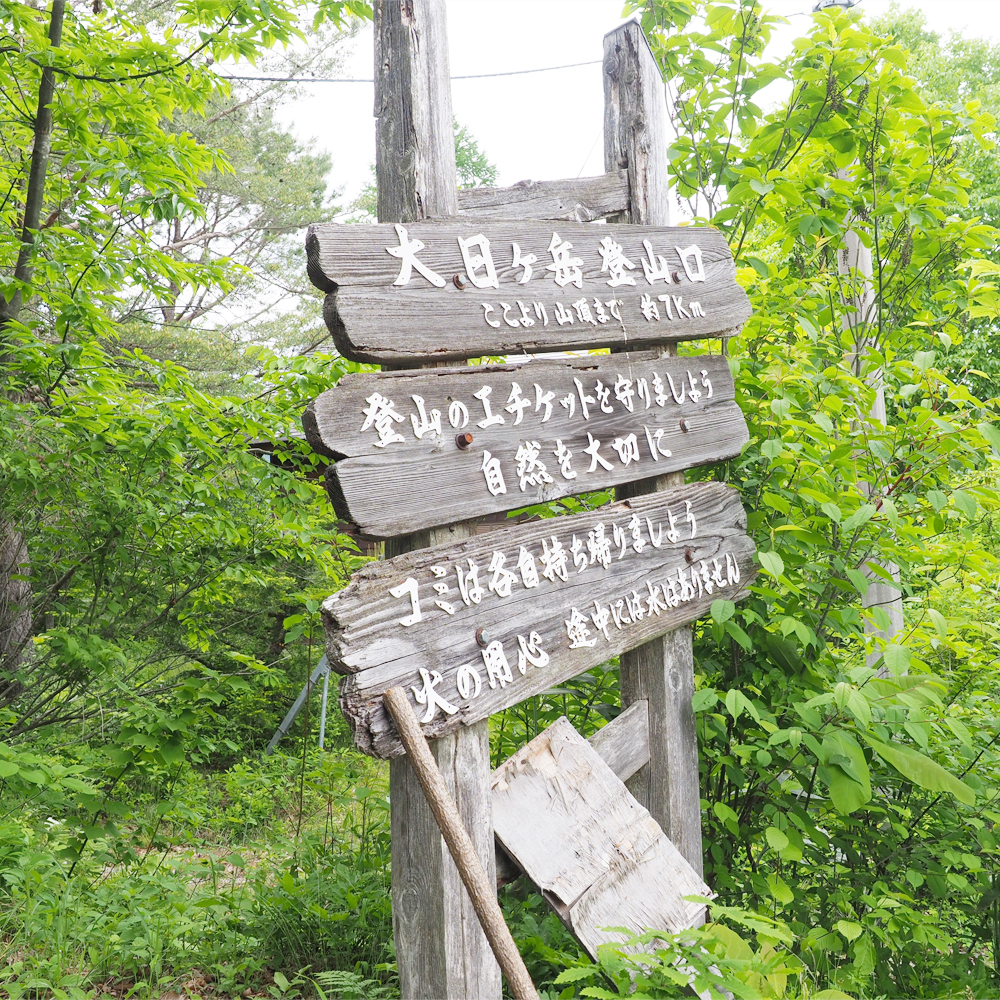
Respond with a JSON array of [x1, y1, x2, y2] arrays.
[[269, 0, 1000, 211]]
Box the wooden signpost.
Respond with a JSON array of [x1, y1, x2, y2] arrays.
[[304, 353, 747, 536], [306, 220, 751, 364], [324, 483, 753, 757], [299, 4, 756, 996]]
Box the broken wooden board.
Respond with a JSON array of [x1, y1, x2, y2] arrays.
[[325, 483, 756, 758], [492, 716, 710, 957], [305, 220, 751, 364], [303, 353, 747, 538]]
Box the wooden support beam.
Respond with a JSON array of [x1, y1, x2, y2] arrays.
[[456, 172, 629, 222], [374, 2, 501, 996], [605, 19, 705, 879]]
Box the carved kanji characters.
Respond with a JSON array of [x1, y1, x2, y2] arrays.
[[640, 237, 672, 285], [540, 536, 569, 582], [482, 640, 513, 689], [639, 293, 660, 322], [565, 608, 597, 648], [457, 233, 499, 289], [474, 386, 505, 428], [516, 546, 539, 589], [598, 236, 637, 287], [627, 512, 645, 553], [386, 224, 445, 287], [583, 432, 613, 472], [410, 394, 441, 439], [611, 433, 641, 466], [587, 522, 612, 569], [516, 631, 549, 674], [456, 663, 483, 699], [676, 243, 707, 282], [534, 383, 555, 421], [388, 577, 422, 627], [646, 580, 667, 617], [361, 392, 406, 448], [456, 558, 484, 605], [613, 374, 635, 412], [512, 242, 537, 283], [546, 232, 584, 288], [411, 668, 458, 723], [573, 377, 595, 420], [488, 551, 517, 598], [480, 450, 507, 496], [570, 535, 587, 574], [644, 425, 672, 461], [514, 440, 553, 491], [593, 380, 613, 414], [591, 601, 611, 641], [553, 301, 574, 325], [612, 523, 628, 560]]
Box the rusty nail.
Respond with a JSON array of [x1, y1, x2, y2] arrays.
[[456, 432, 474, 450], [679, 418, 689, 432], [453, 273, 468, 289], [476, 628, 491, 647], [685, 548, 694, 563], [673, 270, 683, 282]]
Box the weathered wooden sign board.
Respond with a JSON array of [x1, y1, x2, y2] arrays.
[[305, 353, 746, 537], [324, 483, 755, 758], [306, 220, 752, 364], [492, 717, 710, 958]]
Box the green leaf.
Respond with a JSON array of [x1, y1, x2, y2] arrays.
[[882, 643, 910, 675], [711, 599, 736, 624], [952, 489, 977, 519], [758, 550, 784, 579], [553, 967, 599, 984], [0, 761, 19, 779], [864, 736, 975, 804], [927, 609, 948, 639], [977, 421, 1000, 457], [834, 919, 863, 942], [845, 569, 869, 597], [914, 350, 936, 371], [926, 489, 948, 511], [765, 826, 789, 851]]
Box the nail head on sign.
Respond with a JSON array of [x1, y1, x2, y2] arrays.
[[476, 628, 491, 647], [453, 273, 468, 289], [685, 548, 694, 563], [679, 418, 689, 433], [456, 432, 474, 450]]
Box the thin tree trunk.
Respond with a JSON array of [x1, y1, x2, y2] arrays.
[[0, 1, 66, 689]]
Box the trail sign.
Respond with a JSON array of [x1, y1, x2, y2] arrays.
[[324, 483, 755, 758], [305, 353, 748, 537], [306, 221, 751, 364]]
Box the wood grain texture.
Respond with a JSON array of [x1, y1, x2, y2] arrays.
[[494, 702, 651, 887], [374, 0, 456, 223], [587, 699, 650, 783], [372, 3, 501, 996], [385, 688, 539, 1000], [304, 353, 747, 537], [492, 717, 709, 958], [604, 20, 672, 226], [305, 220, 750, 363], [325, 484, 756, 758], [605, 17, 707, 880], [456, 172, 629, 222]]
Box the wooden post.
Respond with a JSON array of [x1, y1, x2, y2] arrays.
[[604, 20, 704, 878], [375, 1, 502, 996], [385, 688, 539, 1000]]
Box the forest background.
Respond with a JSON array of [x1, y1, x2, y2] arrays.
[[2, 0, 1000, 997]]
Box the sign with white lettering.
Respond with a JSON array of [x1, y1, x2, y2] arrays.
[[305, 221, 752, 363], [325, 483, 755, 758], [304, 353, 747, 537]]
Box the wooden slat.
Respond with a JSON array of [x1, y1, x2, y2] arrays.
[[305, 220, 751, 364], [491, 717, 710, 958], [304, 354, 747, 537], [456, 172, 629, 222], [605, 19, 707, 880], [493, 704, 650, 887], [588, 699, 650, 782], [327, 484, 756, 758]]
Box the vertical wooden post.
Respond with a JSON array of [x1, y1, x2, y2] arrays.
[[375, 2, 502, 996], [604, 20, 704, 879]]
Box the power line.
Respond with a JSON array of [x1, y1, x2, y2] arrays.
[[217, 58, 602, 84]]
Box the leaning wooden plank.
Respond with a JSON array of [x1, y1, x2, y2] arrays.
[[491, 717, 709, 958], [325, 483, 756, 757], [494, 702, 651, 888], [305, 220, 751, 364], [305, 354, 747, 537], [455, 172, 629, 222]]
